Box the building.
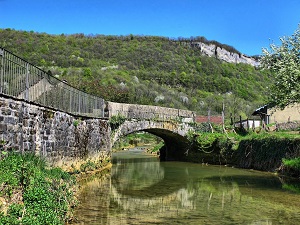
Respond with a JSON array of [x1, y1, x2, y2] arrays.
[[269, 104, 300, 123]]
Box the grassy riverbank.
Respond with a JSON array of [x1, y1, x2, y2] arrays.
[[233, 132, 300, 176], [146, 129, 300, 178], [188, 131, 300, 177], [0, 152, 77, 225]]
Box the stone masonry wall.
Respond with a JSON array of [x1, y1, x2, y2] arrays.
[[107, 101, 195, 121], [0, 95, 111, 170]]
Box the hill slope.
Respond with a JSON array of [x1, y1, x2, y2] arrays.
[[0, 29, 272, 121]]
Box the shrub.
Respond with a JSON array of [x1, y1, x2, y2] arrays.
[[109, 114, 126, 130]]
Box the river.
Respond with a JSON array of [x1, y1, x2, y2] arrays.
[[73, 147, 300, 225]]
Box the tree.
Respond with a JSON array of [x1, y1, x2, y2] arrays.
[[261, 25, 300, 109]]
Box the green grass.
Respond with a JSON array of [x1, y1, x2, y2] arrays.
[[282, 158, 300, 170], [0, 152, 77, 225]]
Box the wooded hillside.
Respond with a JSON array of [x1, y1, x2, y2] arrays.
[[0, 29, 272, 121]]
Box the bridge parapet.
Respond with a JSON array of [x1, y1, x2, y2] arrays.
[[106, 101, 195, 123]]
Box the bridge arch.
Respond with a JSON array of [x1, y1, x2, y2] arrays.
[[111, 119, 193, 160]]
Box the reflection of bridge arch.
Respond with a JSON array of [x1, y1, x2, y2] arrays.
[[111, 158, 188, 198], [111, 120, 193, 160]]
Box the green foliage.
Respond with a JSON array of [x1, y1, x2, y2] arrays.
[[113, 132, 162, 151], [186, 129, 300, 170], [261, 24, 300, 109], [149, 142, 165, 153], [193, 122, 212, 133], [73, 119, 80, 127], [80, 160, 97, 172], [0, 29, 271, 118], [109, 114, 126, 130], [194, 132, 228, 153], [233, 133, 300, 171], [281, 156, 300, 177], [282, 182, 300, 193], [0, 153, 76, 224], [185, 130, 233, 164], [83, 67, 92, 77], [282, 157, 300, 170]]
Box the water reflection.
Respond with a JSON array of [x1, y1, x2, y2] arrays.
[[73, 148, 300, 225]]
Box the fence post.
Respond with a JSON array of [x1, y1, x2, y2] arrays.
[[239, 115, 242, 128], [43, 73, 46, 105], [246, 118, 249, 130], [25, 63, 29, 101], [78, 93, 81, 114], [69, 90, 72, 113], [0, 48, 4, 93], [102, 99, 105, 117]]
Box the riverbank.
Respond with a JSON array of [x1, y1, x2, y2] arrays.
[[182, 131, 300, 178], [144, 130, 300, 178], [0, 152, 112, 225], [0, 152, 77, 224]]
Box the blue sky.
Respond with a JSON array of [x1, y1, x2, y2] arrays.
[[0, 0, 299, 56]]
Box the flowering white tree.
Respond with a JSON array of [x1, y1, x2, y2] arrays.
[[261, 25, 300, 109]]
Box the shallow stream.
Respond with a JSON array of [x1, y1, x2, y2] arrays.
[[73, 148, 300, 224]]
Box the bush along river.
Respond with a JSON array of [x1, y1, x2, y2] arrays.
[[73, 147, 300, 225]]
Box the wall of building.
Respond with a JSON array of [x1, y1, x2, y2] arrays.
[[195, 115, 223, 124], [0, 95, 111, 170], [269, 104, 300, 123]]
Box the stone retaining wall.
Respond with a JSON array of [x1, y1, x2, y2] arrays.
[[0, 95, 111, 170], [276, 121, 300, 131]]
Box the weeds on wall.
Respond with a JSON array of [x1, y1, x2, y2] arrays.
[[185, 130, 233, 164], [109, 114, 126, 131]]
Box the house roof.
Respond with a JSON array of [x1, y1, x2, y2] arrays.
[[252, 104, 268, 116]]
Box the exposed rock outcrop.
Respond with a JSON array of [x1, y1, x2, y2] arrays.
[[191, 42, 260, 67]]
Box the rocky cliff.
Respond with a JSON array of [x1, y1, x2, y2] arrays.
[[191, 42, 260, 67]]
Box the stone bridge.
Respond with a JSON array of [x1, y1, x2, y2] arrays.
[[0, 95, 195, 169], [107, 102, 195, 160], [0, 47, 196, 168]]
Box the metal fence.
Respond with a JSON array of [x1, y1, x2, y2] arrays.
[[0, 47, 105, 117]]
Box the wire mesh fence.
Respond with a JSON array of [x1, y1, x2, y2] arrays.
[[0, 47, 105, 118]]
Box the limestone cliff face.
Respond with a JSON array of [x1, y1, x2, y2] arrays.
[[191, 42, 260, 67]]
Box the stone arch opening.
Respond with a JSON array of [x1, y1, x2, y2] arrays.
[[143, 128, 189, 161], [111, 119, 193, 161], [112, 127, 190, 161]]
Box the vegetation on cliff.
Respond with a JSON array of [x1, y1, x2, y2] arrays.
[[0, 29, 272, 120]]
